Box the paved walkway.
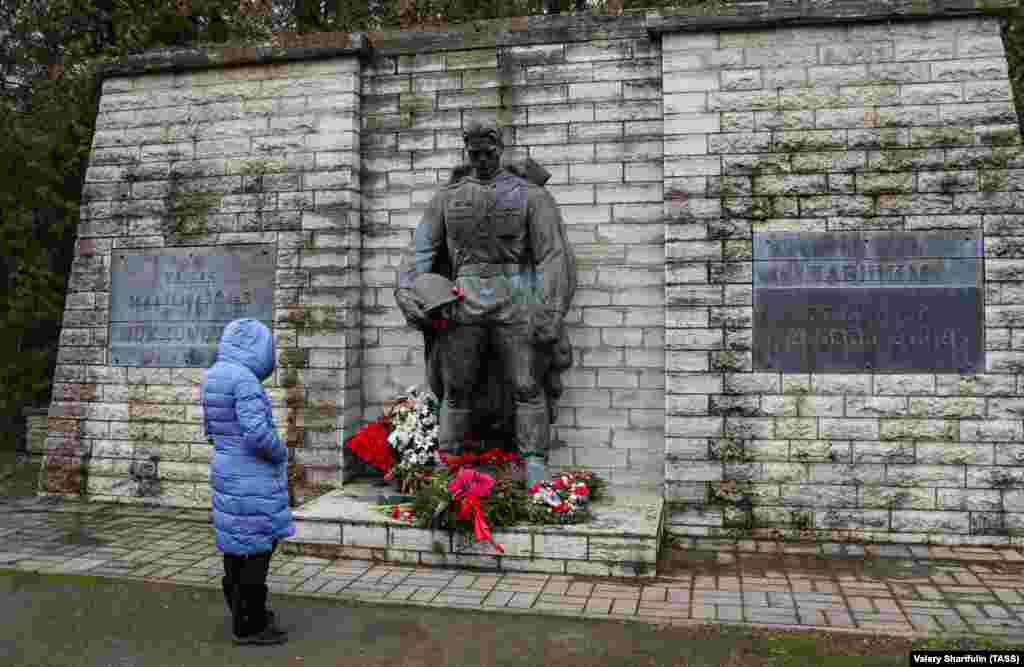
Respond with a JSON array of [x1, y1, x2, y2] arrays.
[[2, 495, 1024, 641]]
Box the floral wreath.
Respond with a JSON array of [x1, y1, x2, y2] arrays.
[[345, 387, 605, 551]]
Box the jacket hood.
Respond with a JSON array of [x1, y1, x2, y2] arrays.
[[216, 318, 275, 380]]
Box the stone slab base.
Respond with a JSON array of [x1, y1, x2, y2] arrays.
[[284, 482, 664, 577]]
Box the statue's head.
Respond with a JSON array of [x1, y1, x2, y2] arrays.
[[463, 122, 502, 181]]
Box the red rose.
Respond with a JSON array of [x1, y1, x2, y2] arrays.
[[391, 505, 401, 519], [574, 483, 589, 497], [553, 477, 566, 490], [345, 422, 395, 472], [553, 503, 570, 513], [528, 483, 542, 495]]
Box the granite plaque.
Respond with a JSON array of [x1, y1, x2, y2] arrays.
[[109, 246, 275, 367], [753, 232, 983, 373]]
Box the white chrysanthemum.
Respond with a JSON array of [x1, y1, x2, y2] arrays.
[[386, 388, 442, 468]]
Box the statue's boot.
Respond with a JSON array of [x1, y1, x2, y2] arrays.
[[516, 403, 550, 488], [437, 403, 473, 472]]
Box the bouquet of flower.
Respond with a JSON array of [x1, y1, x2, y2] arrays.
[[382, 386, 441, 493], [384, 465, 605, 541], [344, 386, 442, 493], [525, 470, 604, 525], [400, 465, 525, 553], [344, 421, 394, 473]]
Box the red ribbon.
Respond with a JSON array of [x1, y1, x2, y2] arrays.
[[453, 494, 504, 553], [446, 467, 503, 553]]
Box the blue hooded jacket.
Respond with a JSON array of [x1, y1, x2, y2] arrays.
[[202, 318, 295, 555]]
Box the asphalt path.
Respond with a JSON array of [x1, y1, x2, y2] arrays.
[[1, 569, 705, 667]]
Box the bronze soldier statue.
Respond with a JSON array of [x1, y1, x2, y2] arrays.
[[395, 122, 576, 486]]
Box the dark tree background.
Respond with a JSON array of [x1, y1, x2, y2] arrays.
[[1, 0, 1021, 451]]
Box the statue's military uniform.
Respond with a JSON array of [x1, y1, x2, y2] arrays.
[[396, 168, 573, 462]]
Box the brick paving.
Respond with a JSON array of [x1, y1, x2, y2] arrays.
[[3, 497, 1024, 639]]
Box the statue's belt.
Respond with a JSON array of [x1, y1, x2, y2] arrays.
[[456, 263, 532, 278]]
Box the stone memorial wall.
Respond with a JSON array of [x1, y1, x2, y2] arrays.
[[37, 0, 1024, 545], [659, 11, 1024, 544], [42, 55, 365, 505]]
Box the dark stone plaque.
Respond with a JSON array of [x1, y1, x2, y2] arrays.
[[109, 246, 275, 367], [753, 232, 983, 373]]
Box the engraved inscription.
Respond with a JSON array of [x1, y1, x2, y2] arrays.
[[756, 258, 980, 288], [758, 291, 979, 371], [753, 232, 983, 374], [109, 246, 275, 368]]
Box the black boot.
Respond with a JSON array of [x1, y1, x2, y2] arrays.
[[232, 584, 287, 645], [228, 581, 248, 641], [225, 576, 277, 629], [221, 576, 234, 615]]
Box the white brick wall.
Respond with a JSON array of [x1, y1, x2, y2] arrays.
[[45, 57, 363, 505], [361, 38, 665, 485], [664, 16, 1024, 544]]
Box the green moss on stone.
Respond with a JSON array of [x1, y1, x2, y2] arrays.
[[365, 114, 392, 130], [958, 376, 979, 396], [988, 128, 1021, 146], [858, 172, 914, 194], [783, 377, 811, 394], [710, 436, 752, 463], [772, 131, 843, 153], [878, 128, 904, 148], [167, 191, 220, 237], [399, 93, 433, 113], [873, 149, 928, 172], [775, 418, 816, 439], [749, 197, 775, 221], [281, 368, 300, 388], [447, 51, 498, 70], [712, 351, 744, 372], [279, 349, 309, 369], [980, 169, 1009, 192], [912, 127, 975, 148], [943, 397, 981, 419], [722, 240, 751, 260], [286, 306, 339, 336]]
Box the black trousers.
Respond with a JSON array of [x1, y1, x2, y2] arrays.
[[221, 540, 277, 636]]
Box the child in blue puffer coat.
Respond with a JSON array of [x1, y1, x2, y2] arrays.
[[202, 318, 295, 645]]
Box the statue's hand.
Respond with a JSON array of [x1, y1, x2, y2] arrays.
[[396, 289, 430, 329]]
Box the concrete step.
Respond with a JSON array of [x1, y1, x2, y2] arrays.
[[285, 481, 664, 578]]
